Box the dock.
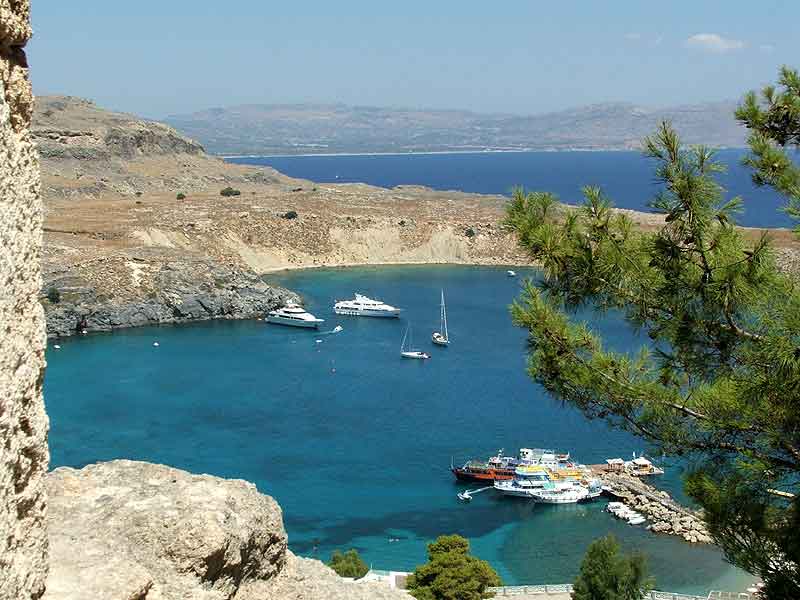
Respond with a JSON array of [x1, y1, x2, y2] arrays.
[[590, 466, 712, 543]]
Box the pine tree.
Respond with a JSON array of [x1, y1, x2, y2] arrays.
[[507, 68, 800, 598], [571, 536, 653, 600], [407, 535, 501, 600], [327, 548, 369, 579]]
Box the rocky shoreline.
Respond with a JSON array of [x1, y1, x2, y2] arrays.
[[44, 257, 299, 338], [601, 472, 713, 544]]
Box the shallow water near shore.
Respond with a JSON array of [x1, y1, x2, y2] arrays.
[[45, 265, 751, 593]]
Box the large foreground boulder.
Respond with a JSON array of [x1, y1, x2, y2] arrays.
[[44, 460, 407, 599]]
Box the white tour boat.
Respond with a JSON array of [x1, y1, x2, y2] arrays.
[[507, 270, 517, 277], [494, 465, 551, 498], [266, 303, 325, 328], [334, 293, 401, 318], [401, 323, 430, 360], [529, 481, 590, 504], [432, 289, 450, 346]]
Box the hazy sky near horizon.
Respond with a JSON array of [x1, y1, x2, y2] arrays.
[[29, 1, 797, 118]]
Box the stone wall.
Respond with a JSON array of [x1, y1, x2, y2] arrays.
[[0, 1, 49, 598]]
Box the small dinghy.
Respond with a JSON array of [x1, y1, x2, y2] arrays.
[[507, 270, 516, 277], [401, 324, 430, 360], [457, 491, 473, 502]]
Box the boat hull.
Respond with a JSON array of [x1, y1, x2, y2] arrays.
[[402, 351, 430, 360], [432, 333, 449, 346], [451, 467, 515, 482], [334, 307, 400, 318], [266, 316, 323, 328]]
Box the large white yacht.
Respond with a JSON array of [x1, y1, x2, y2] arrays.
[[266, 303, 325, 328], [334, 294, 401, 318], [493, 465, 551, 498]]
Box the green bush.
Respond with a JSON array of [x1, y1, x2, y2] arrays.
[[572, 536, 653, 600], [220, 187, 241, 197], [46, 287, 61, 304], [176, 192, 186, 200], [407, 535, 500, 600], [282, 210, 298, 220], [328, 549, 369, 579], [464, 227, 476, 238]]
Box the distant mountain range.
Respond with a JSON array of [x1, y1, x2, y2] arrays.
[[164, 101, 749, 156]]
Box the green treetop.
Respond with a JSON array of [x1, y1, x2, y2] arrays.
[[407, 534, 501, 600], [506, 68, 800, 599], [571, 535, 653, 600], [327, 549, 369, 579]]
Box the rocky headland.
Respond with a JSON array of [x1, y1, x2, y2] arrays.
[[37, 96, 800, 339], [44, 460, 407, 599], [36, 96, 535, 337]]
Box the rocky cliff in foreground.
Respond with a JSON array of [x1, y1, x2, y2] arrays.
[[0, 1, 49, 598], [45, 461, 406, 599]]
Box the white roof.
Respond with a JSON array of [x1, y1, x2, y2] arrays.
[[606, 458, 625, 465], [632, 457, 652, 466]]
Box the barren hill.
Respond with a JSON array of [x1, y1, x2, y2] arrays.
[[34, 96, 531, 337], [165, 100, 748, 156], [34, 95, 287, 199]]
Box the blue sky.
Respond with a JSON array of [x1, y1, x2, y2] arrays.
[[28, 1, 796, 118]]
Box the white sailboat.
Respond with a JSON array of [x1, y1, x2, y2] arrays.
[[432, 290, 449, 346], [401, 323, 430, 360]]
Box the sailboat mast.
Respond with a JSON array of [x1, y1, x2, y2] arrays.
[[441, 290, 448, 340], [401, 323, 409, 352]]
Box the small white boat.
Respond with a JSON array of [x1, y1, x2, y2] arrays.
[[627, 514, 646, 525], [507, 270, 517, 277], [432, 289, 450, 346], [267, 303, 325, 328], [457, 491, 472, 502], [401, 324, 430, 360]]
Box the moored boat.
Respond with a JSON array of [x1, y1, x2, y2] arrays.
[[334, 293, 400, 317], [401, 323, 430, 360], [431, 290, 450, 346], [493, 465, 551, 497], [266, 303, 325, 328], [529, 480, 590, 504], [451, 449, 518, 482]]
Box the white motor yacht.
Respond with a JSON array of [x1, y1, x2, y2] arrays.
[[266, 303, 325, 328], [529, 481, 590, 504], [334, 293, 401, 318], [493, 465, 551, 498]]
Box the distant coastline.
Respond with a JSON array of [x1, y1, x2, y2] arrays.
[[221, 146, 747, 160]]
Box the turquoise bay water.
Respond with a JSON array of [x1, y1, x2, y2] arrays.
[[45, 266, 750, 593]]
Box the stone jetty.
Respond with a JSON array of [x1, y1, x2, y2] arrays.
[[596, 470, 713, 544]]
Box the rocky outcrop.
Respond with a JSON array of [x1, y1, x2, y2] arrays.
[[602, 473, 713, 544], [0, 1, 50, 599], [44, 461, 407, 600], [43, 256, 299, 337], [33, 95, 287, 199]]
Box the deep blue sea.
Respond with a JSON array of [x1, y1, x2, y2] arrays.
[[45, 266, 751, 594], [228, 150, 795, 229]]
